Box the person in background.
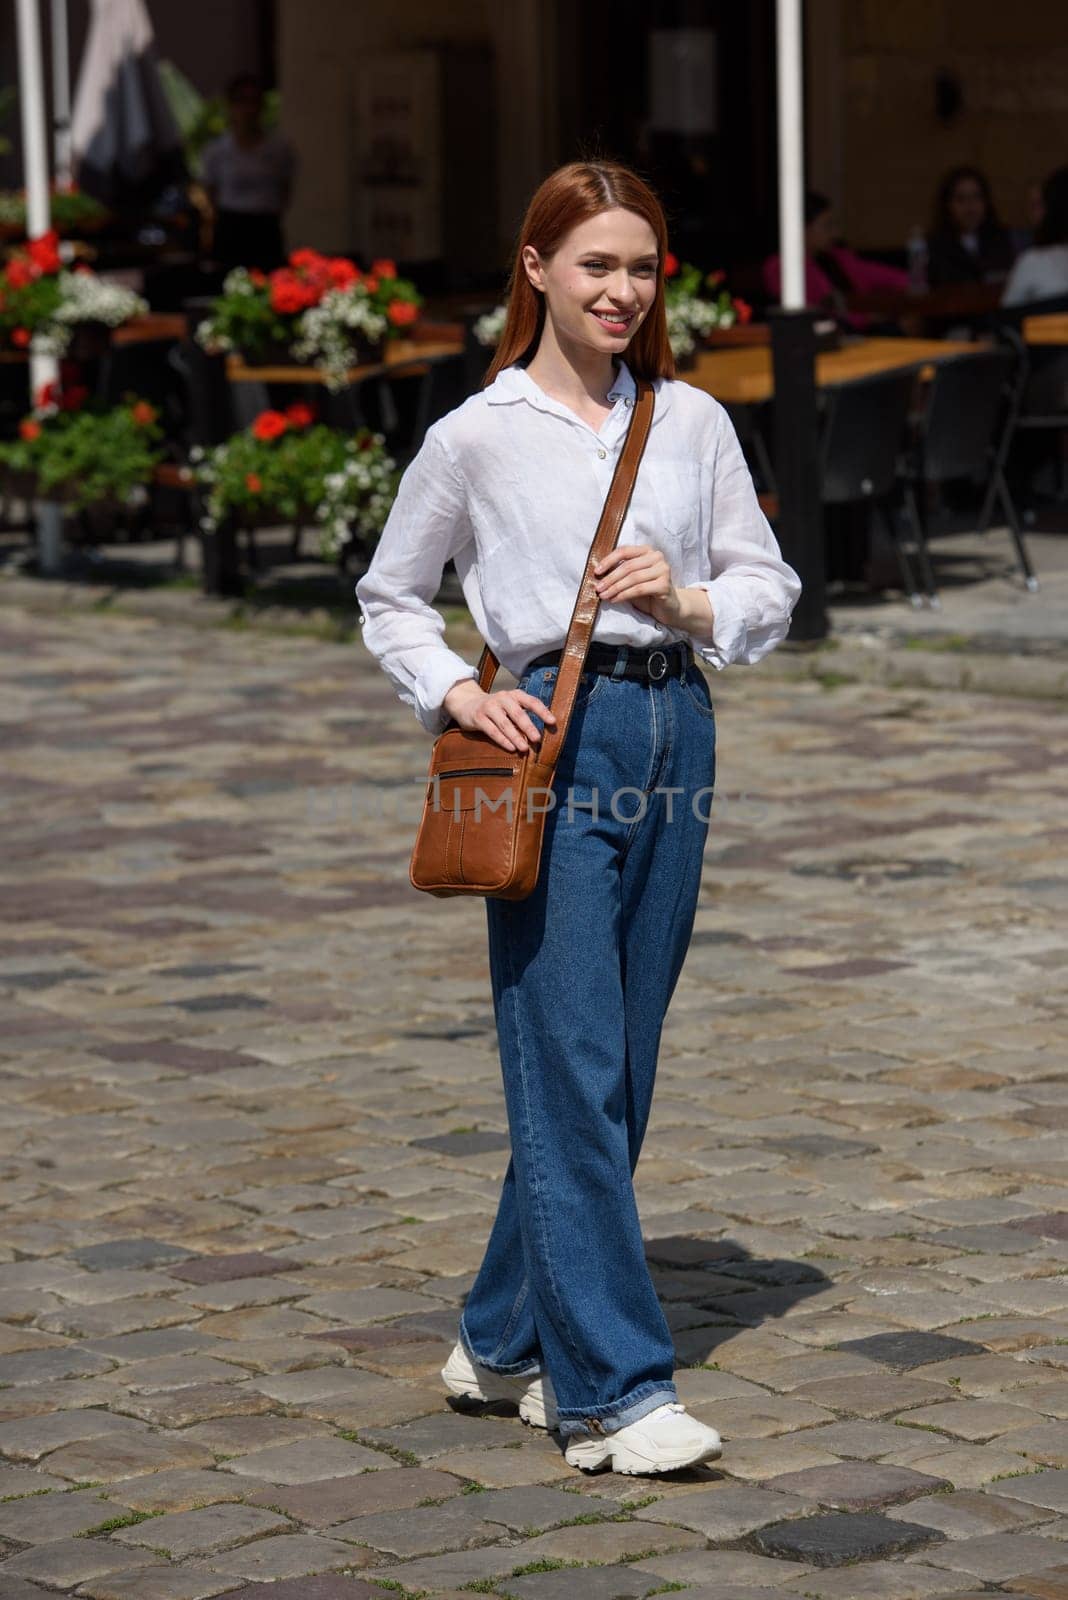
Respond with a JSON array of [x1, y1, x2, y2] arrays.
[[201, 73, 297, 273], [762, 191, 910, 330], [1003, 166, 1068, 306], [927, 165, 1015, 289]]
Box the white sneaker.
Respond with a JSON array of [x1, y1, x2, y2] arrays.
[[564, 1402, 722, 1475], [441, 1340, 558, 1430]]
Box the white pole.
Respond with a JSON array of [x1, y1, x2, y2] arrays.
[[776, 0, 806, 311], [51, 0, 72, 187], [15, 0, 61, 571]]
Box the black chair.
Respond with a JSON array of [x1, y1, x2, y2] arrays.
[[818, 369, 926, 606], [898, 345, 1037, 608], [994, 301, 1068, 512]]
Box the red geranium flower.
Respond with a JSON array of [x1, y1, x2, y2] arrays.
[[11, 326, 31, 347], [289, 247, 324, 271], [131, 400, 157, 427], [387, 299, 418, 328], [327, 257, 360, 289], [251, 409, 288, 441], [19, 418, 41, 440], [28, 231, 61, 275], [248, 267, 268, 286], [245, 472, 262, 494], [370, 258, 397, 280], [663, 252, 679, 278], [706, 269, 726, 288], [5, 258, 34, 289], [732, 297, 752, 325], [285, 401, 315, 428], [363, 274, 379, 295], [37, 380, 60, 408], [269, 270, 319, 314]]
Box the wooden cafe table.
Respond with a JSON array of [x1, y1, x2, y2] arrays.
[[684, 335, 981, 408], [1021, 314, 1068, 347]]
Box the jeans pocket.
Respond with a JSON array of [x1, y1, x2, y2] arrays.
[[680, 665, 717, 720]]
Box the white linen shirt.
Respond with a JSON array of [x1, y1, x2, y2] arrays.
[[355, 358, 802, 735]]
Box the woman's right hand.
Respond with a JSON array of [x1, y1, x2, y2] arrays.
[[443, 679, 557, 753]]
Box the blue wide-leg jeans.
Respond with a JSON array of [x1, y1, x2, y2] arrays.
[[459, 649, 717, 1437]]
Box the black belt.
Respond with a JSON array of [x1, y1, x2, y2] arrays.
[[523, 640, 693, 684]]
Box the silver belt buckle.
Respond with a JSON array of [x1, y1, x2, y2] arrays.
[[647, 649, 668, 682]]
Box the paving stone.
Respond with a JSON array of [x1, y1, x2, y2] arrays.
[[0, 1347, 115, 1385], [632, 1483, 811, 1540], [0, 1484, 132, 1543], [918, 1531, 1068, 1579], [114, 1502, 292, 1557], [431, 1441, 575, 1486], [202, 1532, 373, 1580], [168, 1252, 303, 1284], [836, 1333, 989, 1371], [897, 1400, 1050, 1442], [631, 1546, 813, 1585], [751, 1511, 943, 1566], [475, 1483, 606, 1533], [1002, 1567, 1068, 1600], [219, 1436, 394, 1482], [242, 1465, 462, 1525], [900, 1445, 1037, 1489], [790, 1375, 953, 1417], [792, 1421, 913, 1458], [885, 1489, 1052, 1539], [998, 1471, 1068, 1512], [42, 1431, 216, 1481], [3, 1535, 147, 1587], [1006, 1425, 1068, 1467], [506, 1567, 668, 1599], [779, 1561, 983, 1596], [359, 1411, 530, 1460], [217, 1581, 384, 1600], [71, 1239, 197, 1271], [765, 1463, 951, 1511], [115, 1383, 275, 1428], [0, 1408, 144, 1462], [0, 1464, 68, 1497], [100, 1467, 261, 1513], [181, 1415, 333, 1455], [329, 1494, 503, 1555], [74, 1566, 243, 1600], [532, 1521, 707, 1564]]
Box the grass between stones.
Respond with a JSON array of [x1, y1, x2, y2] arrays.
[[77, 1508, 162, 1537]]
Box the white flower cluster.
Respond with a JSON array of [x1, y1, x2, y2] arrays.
[[194, 266, 259, 352], [316, 436, 396, 559], [293, 289, 388, 391], [473, 304, 507, 347], [35, 272, 148, 356], [665, 294, 736, 359]]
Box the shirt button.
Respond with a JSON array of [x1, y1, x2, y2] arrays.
[[597, 448, 607, 459]]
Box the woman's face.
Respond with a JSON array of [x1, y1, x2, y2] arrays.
[[521, 208, 660, 359], [949, 178, 987, 234]]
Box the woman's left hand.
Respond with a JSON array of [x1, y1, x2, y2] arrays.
[[592, 544, 682, 627]]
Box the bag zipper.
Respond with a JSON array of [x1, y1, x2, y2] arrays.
[[434, 765, 517, 779]]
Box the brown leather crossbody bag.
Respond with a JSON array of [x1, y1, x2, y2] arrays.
[[409, 378, 655, 901]]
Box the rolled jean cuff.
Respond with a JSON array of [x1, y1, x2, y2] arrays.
[[458, 1314, 541, 1377], [555, 1380, 678, 1438]]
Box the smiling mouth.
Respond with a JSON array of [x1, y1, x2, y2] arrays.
[[590, 310, 635, 333]]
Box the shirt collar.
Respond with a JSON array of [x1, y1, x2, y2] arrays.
[[485, 358, 636, 409]]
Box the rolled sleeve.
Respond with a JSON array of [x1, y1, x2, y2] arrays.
[[355, 427, 478, 735], [689, 406, 802, 670]]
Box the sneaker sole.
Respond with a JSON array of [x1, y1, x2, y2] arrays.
[[566, 1436, 723, 1475]]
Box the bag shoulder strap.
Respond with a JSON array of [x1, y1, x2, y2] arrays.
[[470, 377, 655, 768]]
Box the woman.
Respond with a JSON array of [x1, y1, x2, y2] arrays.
[[762, 191, 909, 329], [1003, 165, 1068, 306], [356, 162, 801, 1476], [201, 73, 296, 273], [926, 165, 1015, 289]]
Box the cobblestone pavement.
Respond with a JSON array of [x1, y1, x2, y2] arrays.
[[2, 601, 1068, 1600]]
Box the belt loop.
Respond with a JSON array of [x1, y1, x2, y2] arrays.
[[610, 646, 628, 681]]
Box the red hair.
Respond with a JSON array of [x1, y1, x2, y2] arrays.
[[484, 161, 675, 386]]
